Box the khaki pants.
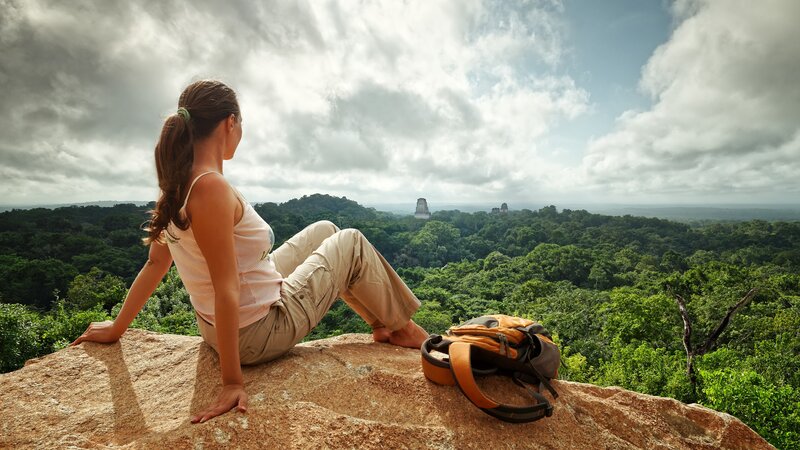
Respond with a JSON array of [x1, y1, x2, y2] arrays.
[[197, 220, 421, 365]]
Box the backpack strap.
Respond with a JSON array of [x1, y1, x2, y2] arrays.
[[449, 342, 554, 423], [450, 341, 500, 409], [421, 335, 456, 386]]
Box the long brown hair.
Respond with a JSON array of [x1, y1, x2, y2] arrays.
[[143, 80, 240, 245]]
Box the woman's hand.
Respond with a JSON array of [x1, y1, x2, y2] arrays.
[[70, 320, 123, 346], [191, 384, 248, 424]]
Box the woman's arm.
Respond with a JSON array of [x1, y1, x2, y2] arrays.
[[71, 239, 173, 346], [113, 240, 173, 334], [185, 173, 248, 423]]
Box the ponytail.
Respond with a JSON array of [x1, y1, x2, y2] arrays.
[[142, 113, 194, 245], [142, 80, 240, 246]]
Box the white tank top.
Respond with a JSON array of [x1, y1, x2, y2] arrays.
[[163, 171, 282, 328]]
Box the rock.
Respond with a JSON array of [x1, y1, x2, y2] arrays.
[[0, 329, 773, 449]]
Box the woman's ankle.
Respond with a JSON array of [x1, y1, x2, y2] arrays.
[[388, 320, 428, 348], [372, 325, 391, 342]]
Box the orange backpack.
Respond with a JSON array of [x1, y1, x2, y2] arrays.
[[421, 314, 560, 423]]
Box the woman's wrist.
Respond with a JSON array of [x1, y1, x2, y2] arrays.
[[222, 373, 244, 386], [110, 320, 128, 337]]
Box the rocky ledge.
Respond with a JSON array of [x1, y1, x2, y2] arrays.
[[0, 329, 772, 449]]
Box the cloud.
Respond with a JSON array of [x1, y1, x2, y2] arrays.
[[579, 0, 800, 202], [0, 0, 588, 205]]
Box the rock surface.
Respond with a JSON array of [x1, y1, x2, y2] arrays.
[[0, 329, 772, 449]]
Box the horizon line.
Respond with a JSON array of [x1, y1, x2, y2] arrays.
[[3, 198, 800, 210]]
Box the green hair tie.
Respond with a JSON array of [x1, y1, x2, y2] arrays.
[[177, 107, 191, 122]]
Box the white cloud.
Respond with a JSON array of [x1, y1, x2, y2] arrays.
[[579, 0, 800, 203], [3, 0, 797, 208], [0, 0, 588, 203], [0, 0, 584, 206]]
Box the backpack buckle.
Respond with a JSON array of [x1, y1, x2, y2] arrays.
[[496, 333, 509, 356]]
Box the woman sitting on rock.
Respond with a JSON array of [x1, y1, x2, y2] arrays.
[[71, 80, 429, 423]]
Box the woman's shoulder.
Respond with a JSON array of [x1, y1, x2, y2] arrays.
[[184, 172, 243, 224], [186, 173, 232, 206], [187, 171, 226, 190]]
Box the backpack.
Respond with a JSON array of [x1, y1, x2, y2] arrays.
[[421, 314, 560, 423]]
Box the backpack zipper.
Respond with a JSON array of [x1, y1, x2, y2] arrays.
[[497, 333, 509, 356]]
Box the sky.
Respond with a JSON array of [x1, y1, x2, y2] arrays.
[[1, 0, 798, 208]]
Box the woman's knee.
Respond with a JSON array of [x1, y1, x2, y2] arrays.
[[337, 228, 368, 246], [313, 220, 340, 236]]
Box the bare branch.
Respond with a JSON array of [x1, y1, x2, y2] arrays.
[[674, 293, 693, 357], [697, 288, 759, 356]]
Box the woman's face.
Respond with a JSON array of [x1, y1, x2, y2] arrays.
[[224, 114, 243, 160]]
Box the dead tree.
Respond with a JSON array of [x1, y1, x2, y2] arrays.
[[672, 288, 758, 398]]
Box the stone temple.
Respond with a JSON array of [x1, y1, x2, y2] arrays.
[[414, 198, 431, 219], [491, 203, 509, 214]]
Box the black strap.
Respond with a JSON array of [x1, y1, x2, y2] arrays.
[[515, 370, 559, 399], [512, 372, 554, 417], [469, 345, 559, 399], [421, 335, 452, 369], [482, 402, 552, 423]]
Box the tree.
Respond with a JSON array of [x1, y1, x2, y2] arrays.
[[0, 304, 46, 372], [44, 300, 111, 351], [110, 266, 199, 336], [407, 221, 464, 267], [0, 256, 78, 310], [672, 287, 758, 400], [66, 267, 127, 311], [525, 244, 594, 287], [412, 301, 452, 335], [600, 289, 679, 350], [700, 369, 800, 450], [594, 341, 689, 400]]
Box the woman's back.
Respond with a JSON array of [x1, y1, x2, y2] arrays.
[[165, 171, 282, 328]]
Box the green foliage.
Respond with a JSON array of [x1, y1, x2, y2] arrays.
[[157, 310, 200, 336], [0, 255, 78, 309], [396, 266, 427, 289], [700, 369, 800, 449], [524, 243, 595, 287], [412, 301, 453, 335], [110, 266, 198, 336], [695, 347, 743, 372], [406, 220, 466, 267], [66, 267, 127, 311], [44, 301, 112, 350], [0, 303, 47, 372], [748, 336, 800, 388], [599, 289, 679, 350], [482, 251, 511, 271], [559, 351, 593, 383], [509, 282, 608, 364], [0, 300, 112, 373], [303, 300, 371, 341], [594, 341, 692, 401]]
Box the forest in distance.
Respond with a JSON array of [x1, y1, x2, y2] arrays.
[[1, 193, 798, 448]]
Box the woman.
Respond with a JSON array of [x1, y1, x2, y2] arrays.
[[70, 80, 429, 424]]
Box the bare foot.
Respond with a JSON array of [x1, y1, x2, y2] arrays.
[[372, 326, 391, 343], [388, 320, 429, 349]]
